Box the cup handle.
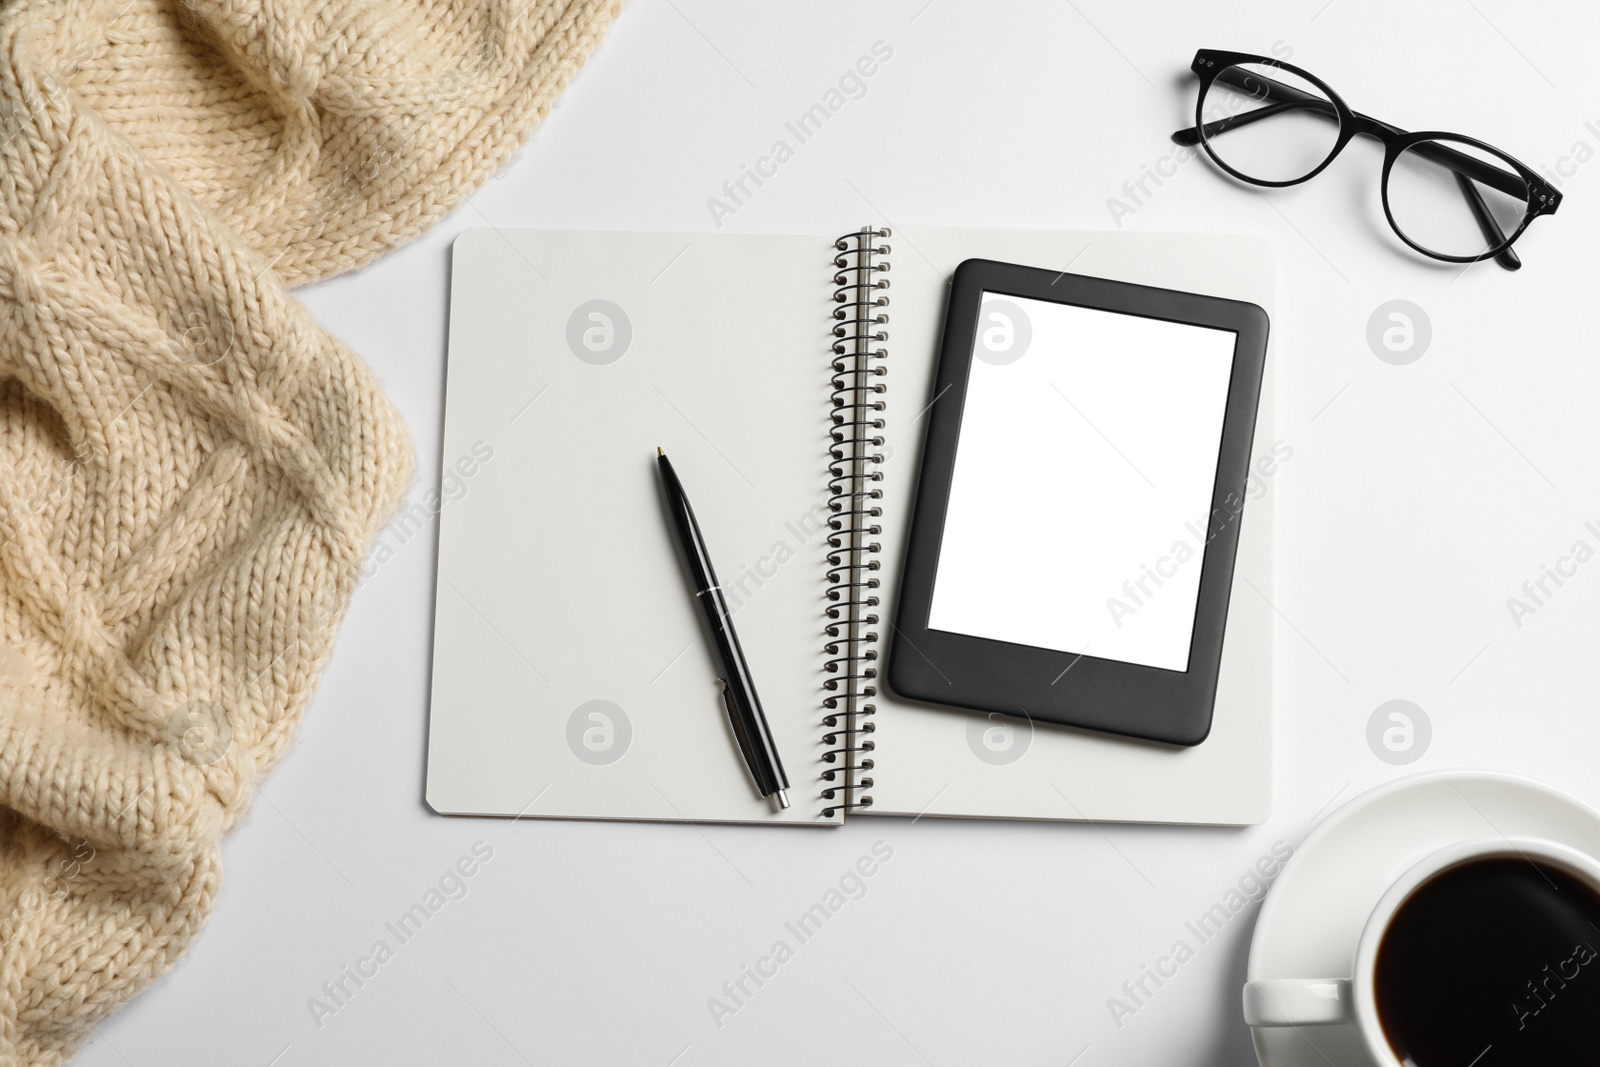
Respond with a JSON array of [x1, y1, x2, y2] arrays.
[[1242, 978, 1353, 1026]]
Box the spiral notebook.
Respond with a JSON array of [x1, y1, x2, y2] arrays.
[[425, 225, 1275, 825]]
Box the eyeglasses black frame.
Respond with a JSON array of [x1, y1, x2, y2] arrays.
[[1171, 49, 1562, 271]]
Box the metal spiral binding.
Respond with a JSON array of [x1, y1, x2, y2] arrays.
[[821, 226, 889, 818]]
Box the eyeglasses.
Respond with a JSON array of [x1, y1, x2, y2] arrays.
[[1172, 49, 1561, 271]]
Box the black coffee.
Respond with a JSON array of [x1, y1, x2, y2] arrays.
[[1374, 856, 1600, 1066]]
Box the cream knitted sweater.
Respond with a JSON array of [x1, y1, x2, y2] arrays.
[[0, 0, 620, 1060]]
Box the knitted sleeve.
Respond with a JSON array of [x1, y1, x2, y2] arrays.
[[0, 0, 620, 1061]]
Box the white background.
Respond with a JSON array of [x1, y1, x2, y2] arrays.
[[929, 294, 1236, 670], [79, 2, 1600, 1065]]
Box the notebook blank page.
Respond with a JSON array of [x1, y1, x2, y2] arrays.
[[427, 229, 838, 823]]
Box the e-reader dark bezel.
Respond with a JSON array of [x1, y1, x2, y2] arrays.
[[887, 259, 1268, 747]]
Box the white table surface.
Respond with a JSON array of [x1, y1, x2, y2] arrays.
[[79, 2, 1600, 1064]]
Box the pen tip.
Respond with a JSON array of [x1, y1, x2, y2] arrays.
[[656, 446, 664, 457], [775, 790, 790, 810]]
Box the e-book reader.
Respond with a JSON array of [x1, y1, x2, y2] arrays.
[[889, 259, 1268, 746]]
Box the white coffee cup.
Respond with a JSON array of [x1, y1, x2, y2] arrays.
[[1242, 836, 1600, 1067]]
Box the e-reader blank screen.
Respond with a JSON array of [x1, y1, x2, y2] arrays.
[[926, 292, 1237, 673]]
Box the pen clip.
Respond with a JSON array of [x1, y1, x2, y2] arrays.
[[718, 678, 763, 794]]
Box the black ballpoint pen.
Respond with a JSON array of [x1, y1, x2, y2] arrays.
[[656, 448, 790, 809]]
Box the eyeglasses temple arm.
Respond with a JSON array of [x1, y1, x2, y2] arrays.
[[1177, 107, 1531, 206], [1453, 169, 1521, 271], [1171, 99, 1336, 146], [1171, 68, 1338, 146]]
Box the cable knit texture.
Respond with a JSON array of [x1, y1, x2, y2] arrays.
[[0, 0, 620, 1060]]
